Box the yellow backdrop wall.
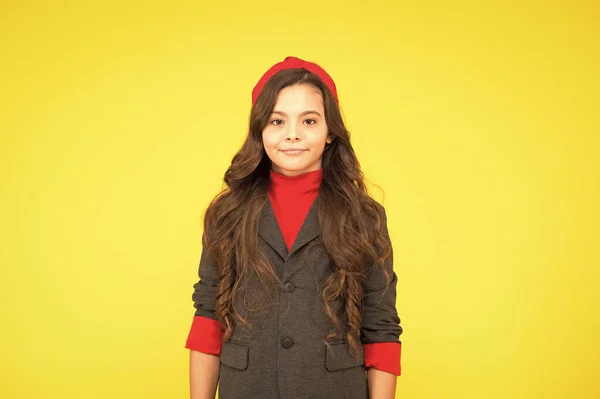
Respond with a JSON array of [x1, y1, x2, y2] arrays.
[[1, 1, 598, 398]]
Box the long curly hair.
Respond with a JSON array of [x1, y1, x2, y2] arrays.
[[202, 68, 392, 357]]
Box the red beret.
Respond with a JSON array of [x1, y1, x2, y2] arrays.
[[251, 56, 338, 106]]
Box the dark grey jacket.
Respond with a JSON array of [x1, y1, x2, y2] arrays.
[[191, 198, 402, 399]]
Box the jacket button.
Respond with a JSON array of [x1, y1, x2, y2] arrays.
[[283, 281, 295, 293], [281, 337, 294, 349]]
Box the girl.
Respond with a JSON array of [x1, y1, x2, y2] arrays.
[[185, 56, 403, 399]]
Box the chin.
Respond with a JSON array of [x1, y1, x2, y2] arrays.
[[283, 163, 312, 171]]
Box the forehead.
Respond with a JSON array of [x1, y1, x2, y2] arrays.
[[273, 84, 324, 113]]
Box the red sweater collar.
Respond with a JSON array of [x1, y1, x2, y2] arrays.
[[268, 168, 323, 196]]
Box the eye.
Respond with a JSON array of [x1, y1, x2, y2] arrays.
[[304, 118, 317, 125], [270, 119, 284, 126]]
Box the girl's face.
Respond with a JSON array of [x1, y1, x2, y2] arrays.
[[262, 84, 332, 177]]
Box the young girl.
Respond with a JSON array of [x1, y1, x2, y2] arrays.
[[185, 56, 403, 399]]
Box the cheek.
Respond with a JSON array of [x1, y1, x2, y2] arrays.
[[262, 131, 278, 151], [309, 129, 330, 147]]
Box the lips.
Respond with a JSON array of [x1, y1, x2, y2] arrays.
[[281, 149, 306, 152]]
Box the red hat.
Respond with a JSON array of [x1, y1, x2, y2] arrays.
[[251, 56, 338, 106]]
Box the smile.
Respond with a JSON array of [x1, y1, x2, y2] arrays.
[[280, 149, 306, 155]]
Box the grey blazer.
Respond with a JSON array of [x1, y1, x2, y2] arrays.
[[191, 198, 402, 399]]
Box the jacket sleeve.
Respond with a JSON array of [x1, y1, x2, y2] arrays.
[[360, 206, 403, 376], [185, 236, 224, 355]]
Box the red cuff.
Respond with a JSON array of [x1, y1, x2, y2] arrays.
[[185, 315, 223, 355], [363, 342, 402, 376]]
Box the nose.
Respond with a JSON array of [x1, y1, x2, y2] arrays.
[[285, 124, 301, 141]]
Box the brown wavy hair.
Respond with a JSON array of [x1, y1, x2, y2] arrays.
[[202, 68, 392, 357]]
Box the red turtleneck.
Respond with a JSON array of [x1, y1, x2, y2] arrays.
[[185, 168, 401, 376], [267, 168, 322, 251]]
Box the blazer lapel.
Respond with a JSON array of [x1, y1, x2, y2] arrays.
[[258, 198, 289, 261], [258, 196, 321, 263], [288, 197, 320, 258]]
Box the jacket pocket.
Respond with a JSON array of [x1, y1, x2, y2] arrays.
[[325, 342, 364, 372], [220, 341, 249, 370]]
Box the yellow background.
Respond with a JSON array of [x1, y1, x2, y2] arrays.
[[1, 1, 598, 398]]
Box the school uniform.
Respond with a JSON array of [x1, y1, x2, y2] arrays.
[[186, 168, 403, 399]]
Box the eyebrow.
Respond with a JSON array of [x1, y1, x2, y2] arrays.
[[271, 110, 322, 117]]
